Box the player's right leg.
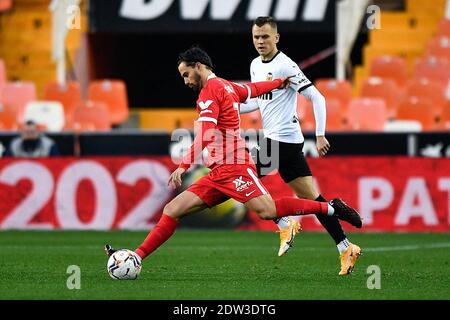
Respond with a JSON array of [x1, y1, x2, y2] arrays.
[[252, 139, 302, 256], [105, 190, 207, 259]]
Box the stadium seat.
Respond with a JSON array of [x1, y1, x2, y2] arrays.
[[360, 77, 400, 118], [404, 78, 446, 118], [437, 19, 450, 36], [0, 0, 12, 11], [384, 120, 423, 132], [414, 55, 450, 85], [23, 101, 65, 132], [297, 96, 346, 132], [315, 79, 352, 111], [0, 81, 37, 123], [426, 36, 450, 60], [346, 98, 388, 131], [43, 81, 82, 120], [0, 103, 19, 130], [437, 101, 450, 129], [69, 100, 111, 131], [88, 80, 129, 125], [396, 96, 438, 130], [369, 55, 408, 88]]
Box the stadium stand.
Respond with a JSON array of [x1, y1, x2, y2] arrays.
[[23, 100, 65, 132], [383, 119, 423, 132], [315, 79, 352, 111], [0, 0, 12, 12], [369, 55, 408, 88], [44, 80, 83, 124], [0, 102, 18, 130], [0, 81, 36, 123], [397, 96, 438, 130], [346, 98, 388, 131], [360, 77, 399, 118], [88, 80, 129, 126], [69, 100, 111, 131]]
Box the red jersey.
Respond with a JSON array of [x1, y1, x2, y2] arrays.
[[195, 74, 252, 168]]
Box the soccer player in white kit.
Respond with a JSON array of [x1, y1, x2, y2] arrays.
[[240, 17, 361, 275]]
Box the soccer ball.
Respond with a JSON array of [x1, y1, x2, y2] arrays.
[[107, 249, 142, 280]]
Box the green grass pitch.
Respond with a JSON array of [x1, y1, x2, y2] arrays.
[[0, 230, 449, 300]]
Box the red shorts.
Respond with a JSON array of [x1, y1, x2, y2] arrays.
[[187, 164, 269, 207]]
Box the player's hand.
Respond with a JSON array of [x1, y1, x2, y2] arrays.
[[168, 167, 186, 189], [278, 76, 296, 89], [316, 136, 330, 157]]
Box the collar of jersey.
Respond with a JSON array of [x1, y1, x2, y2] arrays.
[[207, 73, 217, 81], [261, 50, 281, 64]]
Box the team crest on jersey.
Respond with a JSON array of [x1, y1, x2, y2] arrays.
[[266, 72, 273, 81], [233, 176, 254, 192]]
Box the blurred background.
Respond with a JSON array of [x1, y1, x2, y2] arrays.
[[0, 0, 449, 232]]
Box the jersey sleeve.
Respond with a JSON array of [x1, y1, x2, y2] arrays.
[[281, 62, 312, 92], [230, 82, 252, 103], [196, 90, 220, 125]]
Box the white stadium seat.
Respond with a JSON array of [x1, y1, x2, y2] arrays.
[[23, 101, 65, 132]]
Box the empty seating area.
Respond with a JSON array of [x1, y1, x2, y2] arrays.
[[305, 0, 450, 133], [1, 0, 450, 134]]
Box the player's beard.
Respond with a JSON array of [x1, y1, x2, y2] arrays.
[[191, 72, 202, 92]]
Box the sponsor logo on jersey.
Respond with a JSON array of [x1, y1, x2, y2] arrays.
[[258, 92, 273, 100], [233, 176, 254, 192]]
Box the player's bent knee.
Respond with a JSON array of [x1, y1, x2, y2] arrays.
[[163, 201, 182, 218]]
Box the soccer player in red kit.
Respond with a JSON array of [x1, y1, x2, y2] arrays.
[[105, 47, 361, 263]]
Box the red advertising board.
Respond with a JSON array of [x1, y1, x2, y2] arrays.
[[0, 157, 449, 232]]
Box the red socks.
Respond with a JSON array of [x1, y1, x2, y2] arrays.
[[275, 197, 329, 218], [135, 214, 178, 260]]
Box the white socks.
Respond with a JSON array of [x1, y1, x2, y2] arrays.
[[327, 204, 335, 216], [337, 238, 350, 254], [276, 216, 301, 230]]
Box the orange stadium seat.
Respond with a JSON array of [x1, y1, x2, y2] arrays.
[[369, 55, 408, 88], [346, 98, 388, 131], [414, 55, 450, 84], [315, 79, 352, 111], [88, 80, 129, 125], [0, 81, 36, 123], [69, 101, 111, 131], [438, 101, 450, 129], [426, 36, 450, 60], [0, 0, 12, 11], [397, 96, 438, 130], [360, 77, 400, 118], [297, 96, 346, 132], [404, 78, 446, 118], [437, 19, 450, 36], [44, 81, 82, 122], [0, 103, 19, 130]]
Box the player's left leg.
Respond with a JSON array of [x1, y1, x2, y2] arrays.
[[287, 176, 362, 275], [106, 190, 208, 260]]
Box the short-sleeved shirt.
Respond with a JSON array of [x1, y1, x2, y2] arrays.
[[195, 74, 254, 169], [250, 51, 312, 143]]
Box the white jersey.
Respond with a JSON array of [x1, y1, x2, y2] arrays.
[[250, 51, 312, 143]]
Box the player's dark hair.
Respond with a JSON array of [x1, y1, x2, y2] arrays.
[[178, 46, 214, 70], [253, 16, 277, 31]]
